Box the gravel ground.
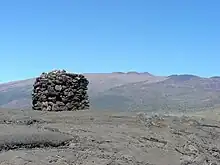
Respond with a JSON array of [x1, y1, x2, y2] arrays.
[[0, 109, 219, 165]]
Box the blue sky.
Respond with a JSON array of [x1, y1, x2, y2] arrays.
[[0, 0, 219, 82]]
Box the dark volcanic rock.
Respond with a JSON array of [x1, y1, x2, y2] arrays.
[[0, 125, 73, 151], [32, 70, 90, 111]]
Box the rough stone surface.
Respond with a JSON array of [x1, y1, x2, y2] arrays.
[[32, 70, 89, 111], [0, 125, 73, 151], [0, 109, 220, 164]]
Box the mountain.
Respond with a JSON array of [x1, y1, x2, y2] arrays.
[[0, 72, 166, 109], [1, 72, 220, 112], [93, 75, 220, 112]]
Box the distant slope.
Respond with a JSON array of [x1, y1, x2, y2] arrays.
[[91, 75, 220, 112], [0, 72, 166, 110], [85, 72, 165, 95], [1, 73, 220, 112]]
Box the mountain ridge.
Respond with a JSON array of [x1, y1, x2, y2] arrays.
[[0, 72, 220, 112]]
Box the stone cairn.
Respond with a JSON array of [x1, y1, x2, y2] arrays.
[[32, 70, 89, 111]]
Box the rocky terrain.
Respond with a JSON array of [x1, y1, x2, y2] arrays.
[[32, 70, 89, 111], [1, 72, 220, 112], [0, 108, 219, 165], [0, 72, 165, 110]]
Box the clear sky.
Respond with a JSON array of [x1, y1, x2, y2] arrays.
[[0, 0, 219, 82]]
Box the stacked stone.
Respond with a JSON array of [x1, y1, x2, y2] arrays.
[[32, 70, 89, 111]]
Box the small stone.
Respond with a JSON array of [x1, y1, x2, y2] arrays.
[[48, 97, 56, 102], [60, 106, 68, 111], [55, 85, 62, 91], [69, 143, 76, 148], [52, 104, 59, 111], [187, 144, 198, 152], [212, 152, 219, 158], [56, 101, 65, 106], [67, 91, 74, 97], [61, 97, 69, 103], [46, 106, 52, 111], [66, 103, 73, 109], [42, 107, 47, 111], [32, 70, 90, 111]]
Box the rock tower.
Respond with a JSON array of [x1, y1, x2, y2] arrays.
[[32, 70, 89, 111]]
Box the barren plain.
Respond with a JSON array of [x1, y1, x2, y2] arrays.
[[0, 109, 219, 165]]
